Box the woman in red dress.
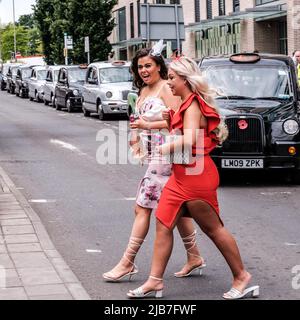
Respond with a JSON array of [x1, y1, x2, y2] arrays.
[[127, 56, 259, 300]]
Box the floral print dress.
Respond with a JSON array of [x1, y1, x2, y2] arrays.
[[135, 97, 172, 209]]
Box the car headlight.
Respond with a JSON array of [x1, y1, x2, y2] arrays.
[[106, 91, 113, 98], [283, 119, 299, 135], [3, 76, 7, 81], [22, 82, 27, 87], [73, 89, 79, 96]]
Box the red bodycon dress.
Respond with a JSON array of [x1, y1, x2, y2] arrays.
[[155, 93, 222, 229]]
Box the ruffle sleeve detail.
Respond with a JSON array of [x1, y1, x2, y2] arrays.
[[171, 93, 220, 141]]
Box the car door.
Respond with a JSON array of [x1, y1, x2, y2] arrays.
[[15, 69, 21, 94], [56, 68, 67, 106], [44, 70, 52, 102], [29, 69, 36, 98], [84, 67, 98, 112]]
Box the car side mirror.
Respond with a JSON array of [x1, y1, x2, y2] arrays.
[[88, 79, 97, 85]]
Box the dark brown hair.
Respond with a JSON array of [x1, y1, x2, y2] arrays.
[[131, 48, 168, 91]]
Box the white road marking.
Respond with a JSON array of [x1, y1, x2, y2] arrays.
[[260, 191, 292, 196], [124, 197, 136, 201], [29, 199, 56, 203], [50, 139, 87, 156], [86, 249, 102, 253], [285, 242, 298, 246]]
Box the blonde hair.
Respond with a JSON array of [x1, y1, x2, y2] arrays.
[[169, 56, 228, 143]]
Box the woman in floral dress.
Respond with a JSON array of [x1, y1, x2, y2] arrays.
[[102, 46, 206, 282]]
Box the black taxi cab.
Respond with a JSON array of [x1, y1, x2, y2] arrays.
[[199, 53, 300, 183], [54, 65, 87, 112]]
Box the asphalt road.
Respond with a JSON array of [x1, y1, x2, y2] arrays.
[[0, 90, 300, 300]]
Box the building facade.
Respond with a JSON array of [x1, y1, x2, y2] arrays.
[[109, 0, 300, 60]]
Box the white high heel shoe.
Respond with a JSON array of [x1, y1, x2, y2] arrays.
[[102, 236, 145, 282], [174, 230, 206, 278], [127, 276, 164, 299], [223, 285, 260, 300]]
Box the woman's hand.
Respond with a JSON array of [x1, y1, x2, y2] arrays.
[[130, 118, 149, 130], [162, 108, 170, 121], [155, 143, 171, 156]]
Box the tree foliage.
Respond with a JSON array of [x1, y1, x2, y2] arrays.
[[34, 0, 117, 64], [0, 14, 42, 62]]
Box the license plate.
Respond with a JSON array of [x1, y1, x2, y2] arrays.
[[221, 159, 263, 169], [122, 105, 128, 110]]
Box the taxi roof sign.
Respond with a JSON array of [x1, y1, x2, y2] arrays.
[[112, 60, 126, 66], [230, 53, 260, 63]]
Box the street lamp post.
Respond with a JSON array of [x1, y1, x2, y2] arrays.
[[12, 0, 17, 61]]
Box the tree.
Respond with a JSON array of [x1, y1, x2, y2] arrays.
[[0, 24, 30, 61], [33, 0, 117, 64], [18, 14, 35, 29], [33, 0, 55, 64], [67, 0, 117, 63]]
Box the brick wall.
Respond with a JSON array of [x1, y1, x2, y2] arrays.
[[287, 0, 300, 55]]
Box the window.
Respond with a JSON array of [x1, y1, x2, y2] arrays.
[[195, 0, 200, 23], [256, 0, 276, 5], [130, 3, 134, 38], [233, 0, 240, 12], [156, 0, 165, 3], [118, 7, 127, 42], [207, 0, 212, 19], [219, 0, 225, 16], [137, 0, 141, 36], [170, 0, 180, 4]]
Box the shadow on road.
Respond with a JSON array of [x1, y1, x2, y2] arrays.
[[219, 170, 298, 187]]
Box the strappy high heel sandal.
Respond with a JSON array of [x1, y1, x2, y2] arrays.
[[174, 230, 207, 278], [127, 275, 164, 299], [102, 236, 145, 282]]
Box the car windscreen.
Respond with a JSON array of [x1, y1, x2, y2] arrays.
[[37, 70, 47, 80], [54, 70, 60, 81], [68, 68, 86, 82], [12, 68, 18, 76], [99, 67, 133, 84], [22, 69, 32, 79], [2, 65, 9, 75], [201, 65, 292, 100]]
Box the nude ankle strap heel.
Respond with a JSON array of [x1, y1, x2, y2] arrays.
[[174, 230, 206, 278], [102, 236, 145, 282]]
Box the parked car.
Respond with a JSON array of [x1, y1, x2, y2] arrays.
[[82, 61, 133, 120], [15, 65, 37, 98], [199, 53, 300, 182], [6, 64, 22, 94], [43, 65, 63, 106], [54, 65, 87, 112], [28, 66, 48, 102], [0, 63, 12, 91]]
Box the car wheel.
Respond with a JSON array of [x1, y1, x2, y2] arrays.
[[292, 170, 300, 184], [51, 94, 55, 107], [66, 98, 73, 113], [35, 91, 41, 102], [98, 104, 106, 121], [29, 95, 34, 101], [82, 106, 90, 117], [54, 97, 61, 110], [44, 98, 49, 105], [16, 91, 19, 97]]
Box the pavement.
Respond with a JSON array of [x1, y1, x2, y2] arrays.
[[0, 165, 90, 300]]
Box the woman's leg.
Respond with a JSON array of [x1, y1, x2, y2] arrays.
[[186, 200, 251, 292], [103, 205, 151, 280], [128, 209, 185, 294], [176, 216, 204, 276]]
